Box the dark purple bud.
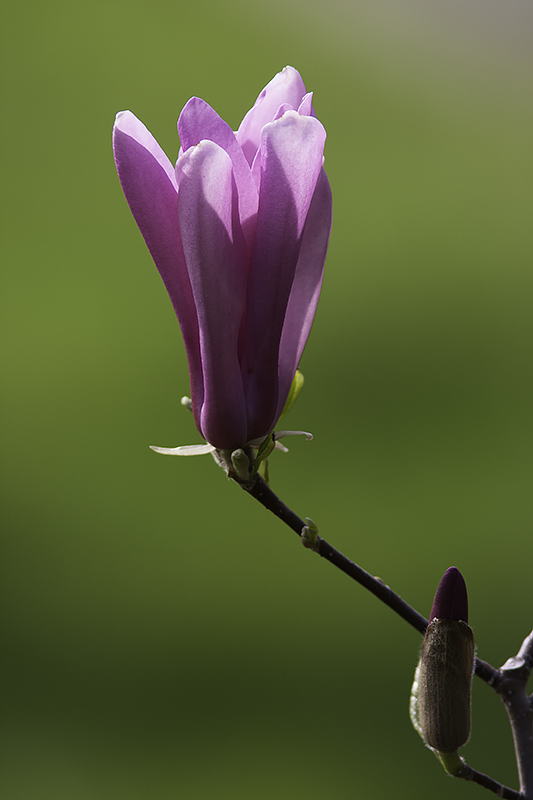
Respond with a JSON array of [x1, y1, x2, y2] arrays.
[[430, 567, 468, 624]]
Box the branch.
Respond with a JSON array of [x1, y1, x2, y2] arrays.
[[242, 474, 532, 798], [457, 762, 521, 799], [496, 631, 533, 798], [245, 474, 429, 633], [244, 476, 504, 685]]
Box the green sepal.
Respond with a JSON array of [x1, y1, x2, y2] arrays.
[[258, 457, 270, 485], [250, 433, 276, 479], [436, 750, 464, 776], [280, 369, 304, 419]]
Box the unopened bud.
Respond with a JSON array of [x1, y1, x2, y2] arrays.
[[230, 448, 251, 483], [411, 568, 475, 758]]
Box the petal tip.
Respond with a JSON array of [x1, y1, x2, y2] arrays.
[[430, 567, 468, 623], [150, 443, 216, 456]]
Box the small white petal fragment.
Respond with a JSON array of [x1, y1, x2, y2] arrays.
[[149, 444, 216, 456], [274, 430, 313, 441], [274, 441, 289, 453]]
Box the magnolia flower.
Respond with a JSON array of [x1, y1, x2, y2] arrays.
[[113, 66, 332, 452]]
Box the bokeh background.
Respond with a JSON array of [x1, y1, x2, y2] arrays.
[[2, 1, 532, 798]]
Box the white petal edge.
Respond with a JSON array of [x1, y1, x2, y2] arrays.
[[149, 444, 216, 456], [273, 441, 289, 453], [274, 430, 313, 441]]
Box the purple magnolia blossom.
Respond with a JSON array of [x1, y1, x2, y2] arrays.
[[113, 66, 332, 451]]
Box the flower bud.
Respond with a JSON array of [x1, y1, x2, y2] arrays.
[[411, 568, 475, 756], [113, 68, 331, 452]]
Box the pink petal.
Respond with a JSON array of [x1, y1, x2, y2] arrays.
[[248, 102, 294, 191], [276, 168, 332, 419], [242, 111, 327, 440], [236, 66, 307, 166], [177, 98, 258, 246], [297, 92, 316, 117], [112, 111, 204, 421], [176, 139, 248, 449], [273, 102, 295, 120]]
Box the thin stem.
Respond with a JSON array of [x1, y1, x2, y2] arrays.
[[316, 536, 428, 632], [475, 656, 501, 686], [245, 474, 427, 633], [246, 475, 504, 685], [242, 474, 531, 797], [244, 475, 504, 688], [247, 476, 503, 685], [458, 762, 521, 799]]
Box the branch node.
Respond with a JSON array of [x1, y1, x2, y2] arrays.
[[301, 518, 320, 551]]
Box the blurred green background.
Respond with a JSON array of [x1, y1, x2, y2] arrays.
[[1, 1, 532, 798]]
